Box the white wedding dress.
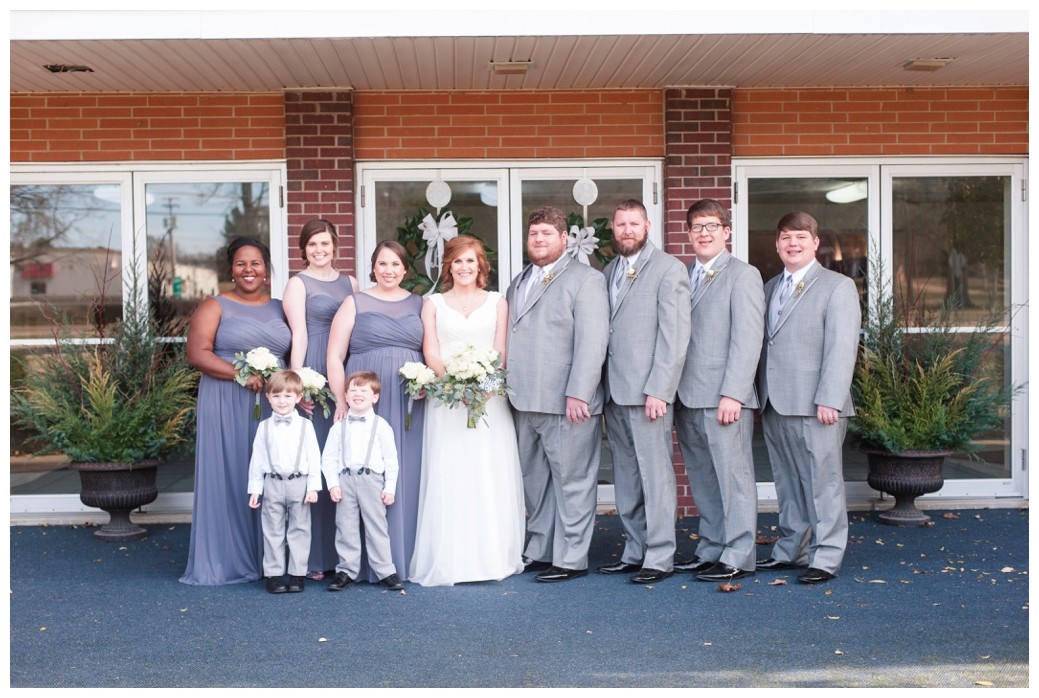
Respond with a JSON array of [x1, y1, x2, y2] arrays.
[[409, 292, 526, 586]]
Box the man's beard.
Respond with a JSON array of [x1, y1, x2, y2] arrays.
[[613, 234, 647, 258]]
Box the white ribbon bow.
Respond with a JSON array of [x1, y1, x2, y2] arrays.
[[419, 212, 458, 283], [567, 225, 599, 265]]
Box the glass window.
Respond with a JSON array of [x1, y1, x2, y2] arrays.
[[518, 178, 643, 271], [891, 176, 1010, 324], [892, 175, 1013, 480], [145, 181, 271, 325], [9, 184, 124, 339], [373, 179, 502, 292], [746, 176, 868, 300]]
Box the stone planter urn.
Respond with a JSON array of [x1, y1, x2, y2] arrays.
[[69, 460, 160, 540], [863, 449, 951, 526]]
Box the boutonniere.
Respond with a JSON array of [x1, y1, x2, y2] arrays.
[[625, 266, 638, 281], [705, 269, 718, 283], [794, 280, 806, 298], [542, 270, 554, 285]]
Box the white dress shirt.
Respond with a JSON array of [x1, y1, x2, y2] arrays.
[[246, 411, 323, 494], [320, 409, 400, 496]]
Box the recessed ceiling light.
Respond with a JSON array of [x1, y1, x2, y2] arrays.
[[43, 64, 95, 74], [902, 58, 952, 72]]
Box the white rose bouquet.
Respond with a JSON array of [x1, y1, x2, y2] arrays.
[[428, 344, 511, 429], [232, 346, 282, 419], [297, 366, 334, 420], [399, 361, 437, 430]]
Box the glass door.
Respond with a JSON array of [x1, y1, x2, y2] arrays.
[[357, 161, 662, 504], [734, 158, 1027, 502]]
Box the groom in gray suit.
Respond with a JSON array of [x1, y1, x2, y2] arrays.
[[506, 206, 610, 583], [756, 211, 860, 585], [674, 199, 764, 583], [598, 199, 691, 584]]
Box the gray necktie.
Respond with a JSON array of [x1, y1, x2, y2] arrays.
[[770, 274, 794, 331], [611, 260, 627, 304], [525, 266, 544, 307], [690, 265, 705, 297]]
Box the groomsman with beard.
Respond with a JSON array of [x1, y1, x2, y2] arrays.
[[597, 200, 691, 584], [505, 206, 610, 582]]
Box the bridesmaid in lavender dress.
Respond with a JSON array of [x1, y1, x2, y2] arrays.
[[181, 238, 292, 586], [327, 240, 425, 583], [282, 219, 358, 579]]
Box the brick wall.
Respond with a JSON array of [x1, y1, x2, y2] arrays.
[[664, 88, 733, 259], [733, 87, 1028, 156], [353, 90, 664, 159], [284, 90, 356, 276], [9, 93, 285, 162]]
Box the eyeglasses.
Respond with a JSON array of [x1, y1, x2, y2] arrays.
[[689, 222, 724, 233]]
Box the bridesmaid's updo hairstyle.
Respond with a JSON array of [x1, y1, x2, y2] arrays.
[[226, 236, 272, 274], [369, 240, 409, 283], [298, 219, 338, 266], [440, 235, 490, 291]]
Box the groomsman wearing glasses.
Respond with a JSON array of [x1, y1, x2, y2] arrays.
[[598, 200, 691, 584], [506, 206, 610, 583], [673, 199, 764, 582], [756, 211, 860, 585]]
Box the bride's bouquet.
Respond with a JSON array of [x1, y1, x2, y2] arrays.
[[428, 344, 512, 428], [399, 361, 437, 430], [232, 346, 282, 419], [296, 366, 334, 419]]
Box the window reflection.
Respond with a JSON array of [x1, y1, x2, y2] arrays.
[[145, 182, 270, 324], [9, 184, 123, 339], [892, 176, 1009, 325], [374, 181, 500, 292]]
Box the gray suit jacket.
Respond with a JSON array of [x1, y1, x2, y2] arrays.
[[603, 243, 692, 406], [506, 255, 610, 415], [757, 262, 860, 416], [677, 249, 764, 409]]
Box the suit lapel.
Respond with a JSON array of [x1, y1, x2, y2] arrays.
[[612, 244, 654, 318], [691, 249, 731, 311], [514, 256, 572, 321], [771, 263, 820, 336]]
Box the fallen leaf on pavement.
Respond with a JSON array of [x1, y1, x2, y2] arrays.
[[769, 579, 787, 586], [717, 581, 742, 592]]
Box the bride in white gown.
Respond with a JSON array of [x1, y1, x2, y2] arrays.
[[409, 235, 526, 586]]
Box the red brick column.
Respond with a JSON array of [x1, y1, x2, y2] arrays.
[[664, 87, 734, 518], [284, 90, 356, 276]]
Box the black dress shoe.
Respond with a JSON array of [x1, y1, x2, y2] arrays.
[[596, 561, 641, 575], [379, 573, 404, 591], [674, 556, 715, 574], [694, 563, 755, 582], [286, 575, 306, 593], [523, 557, 553, 573], [797, 568, 836, 585], [535, 566, 588, 583], [756, 557, 804, 571], [629, 568, 672, 584], [326, 571, 355, 591], [266, 576, 289, 594]]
